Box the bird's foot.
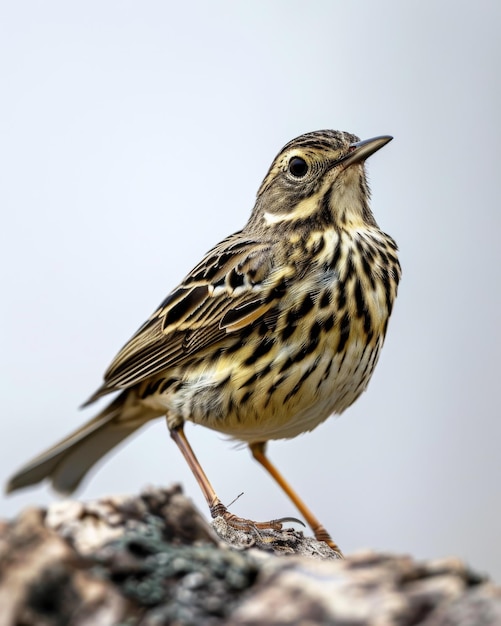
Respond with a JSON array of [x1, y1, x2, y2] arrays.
[[210, 501, 304, 533]]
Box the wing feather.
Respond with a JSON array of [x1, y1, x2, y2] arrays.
[[85, 233, 280, 405]]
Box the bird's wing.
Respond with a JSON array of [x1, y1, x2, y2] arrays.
[[84, 233, 288, 404]]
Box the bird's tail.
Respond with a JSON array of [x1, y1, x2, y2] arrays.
[[5, 391, 159, 495]]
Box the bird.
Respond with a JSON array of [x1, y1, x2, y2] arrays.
[[6, 130, 401, 556]]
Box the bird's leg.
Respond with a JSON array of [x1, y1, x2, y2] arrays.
[[249, 441, 343, 556], [169, 423, 301, 532]]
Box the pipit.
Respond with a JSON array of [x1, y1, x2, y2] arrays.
[[7, 130, 401, 556]]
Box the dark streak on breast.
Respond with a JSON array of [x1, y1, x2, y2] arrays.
[[336, 313, 351, 353], [329, 240, 342, 270], [284, 358, 321, 403], [336, 280, 347, 310], [244, 338, 274, 366], [319, 290, 331, 308]]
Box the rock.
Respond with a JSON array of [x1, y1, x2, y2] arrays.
[[229, 551, 494, 625], [0, 485, 499, 625], [0, 507, 125, 625]]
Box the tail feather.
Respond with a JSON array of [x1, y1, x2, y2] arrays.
[[6, 392, 159, 495]]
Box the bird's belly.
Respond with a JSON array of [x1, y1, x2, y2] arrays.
[[144, 324, 384, 443], [222, 334, 382, 442]]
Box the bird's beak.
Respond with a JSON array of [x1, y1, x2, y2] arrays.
[[340, 135, 393, 167]]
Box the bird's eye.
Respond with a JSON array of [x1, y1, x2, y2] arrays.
[[288, 156, 309, 178]]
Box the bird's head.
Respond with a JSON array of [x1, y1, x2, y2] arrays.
[[246, 130, 392, 233]]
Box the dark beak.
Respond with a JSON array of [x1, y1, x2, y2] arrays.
[[341, 135, 393, 167]]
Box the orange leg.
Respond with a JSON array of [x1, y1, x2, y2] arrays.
[[250, 441, 343, 556], [169, 423, 301, 533]]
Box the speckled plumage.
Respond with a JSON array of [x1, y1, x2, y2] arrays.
[[7, 130, 401, 555]]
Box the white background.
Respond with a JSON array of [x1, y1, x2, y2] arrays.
[[1, 2, 500, 580]]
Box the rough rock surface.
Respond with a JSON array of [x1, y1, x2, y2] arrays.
[[0, 485, 499, 625]]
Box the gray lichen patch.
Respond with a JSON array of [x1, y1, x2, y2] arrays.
[[93, 520, 259, 624]]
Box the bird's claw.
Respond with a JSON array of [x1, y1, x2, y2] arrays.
[[210, 503, 304, 533]]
